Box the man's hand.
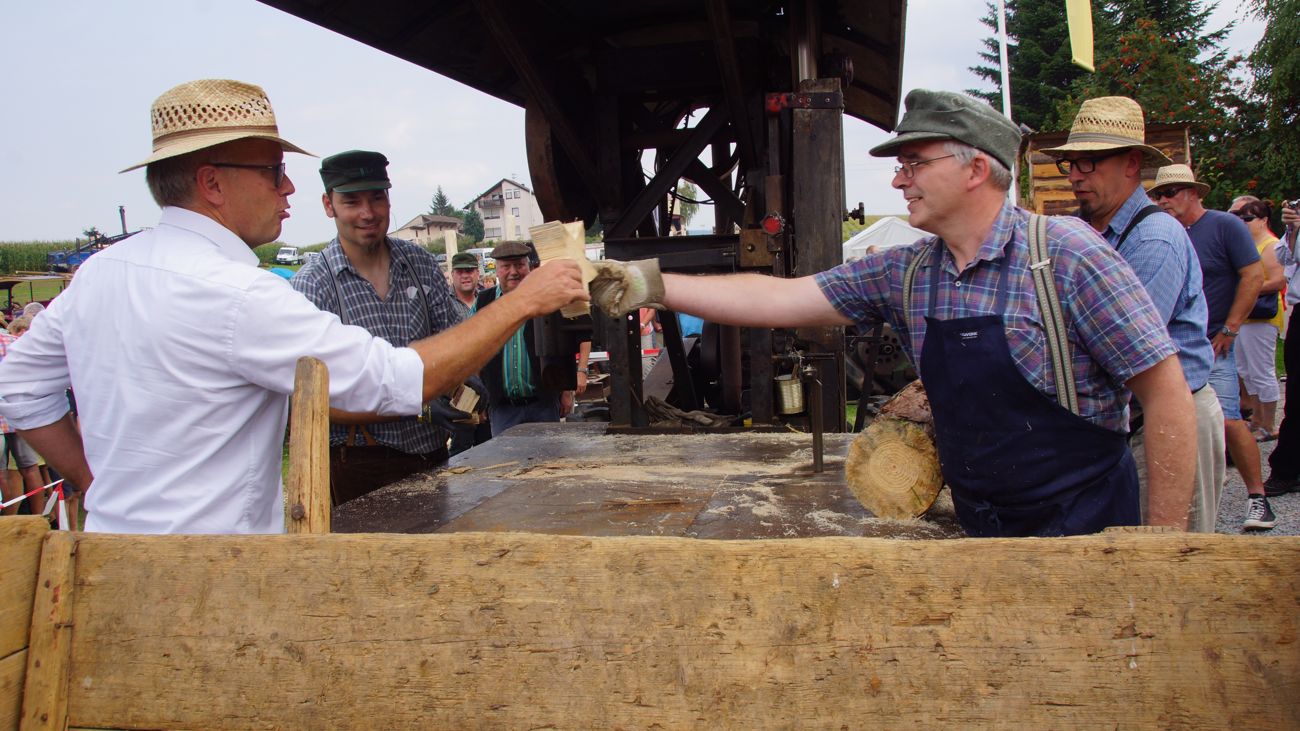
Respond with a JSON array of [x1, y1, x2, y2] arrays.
[[590, 259, 666, 317], [508, 260, 589, 317], [419, 397, 472, 431]]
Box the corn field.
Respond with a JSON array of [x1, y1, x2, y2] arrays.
[[0, 241, 74, 274]]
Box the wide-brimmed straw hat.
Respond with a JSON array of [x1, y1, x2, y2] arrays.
[[120, 79, 312, 172], [1149, 164, 1210, 198], [1040, 96, 1172, 166]]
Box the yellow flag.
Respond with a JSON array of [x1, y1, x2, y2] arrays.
[[1065, 0, 1095, 72]]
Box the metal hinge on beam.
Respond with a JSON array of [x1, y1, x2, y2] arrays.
[[765, 92, 844, 114]]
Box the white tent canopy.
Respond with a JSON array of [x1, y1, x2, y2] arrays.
[[842, 216, 928, 262]]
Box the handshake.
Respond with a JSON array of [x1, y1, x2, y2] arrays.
[[588, 259, 667, 317]]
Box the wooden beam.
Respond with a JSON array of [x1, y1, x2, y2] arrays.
[[46, 532, 1300, 729], [607, 107, 727, 239], [286, 357, 330, 533], [0, 518, 46, 660], [476, 0, 605, 208], [706, 0, 759, 173], [20, 531, 76, 731]]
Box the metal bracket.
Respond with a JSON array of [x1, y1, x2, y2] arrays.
[[765, 92, 844, 114]]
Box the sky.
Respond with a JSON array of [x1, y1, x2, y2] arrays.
[[0, 0, 1265, 246]]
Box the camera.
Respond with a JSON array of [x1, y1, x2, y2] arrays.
[[1288, 199, 1300, 211]]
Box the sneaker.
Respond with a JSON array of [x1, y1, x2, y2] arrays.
[[1264, 475, 1300, 497], [1243, 496, 1277, 531]]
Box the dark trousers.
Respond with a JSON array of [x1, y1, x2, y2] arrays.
[[328, 444, 448, 506], [1270, 314, 1300, 479]]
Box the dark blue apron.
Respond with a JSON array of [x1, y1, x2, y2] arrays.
[[917, 252, 1139, 537]]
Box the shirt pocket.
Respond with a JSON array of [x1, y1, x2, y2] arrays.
[[1002, 321, 1052, 395]]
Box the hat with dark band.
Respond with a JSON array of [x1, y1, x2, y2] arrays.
[[869, 89, 1022, 171], [320, 150, 392, 193], [1040, 96, 1173, 166], [1149, 164, 1210, 198]]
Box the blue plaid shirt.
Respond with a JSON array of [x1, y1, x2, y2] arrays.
[[1103, 187, 1213, 391], [816, 203, 1177, 433], [292, 237, 464, 451]]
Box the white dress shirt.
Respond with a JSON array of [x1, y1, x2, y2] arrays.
[[0, 207, 424, 534]]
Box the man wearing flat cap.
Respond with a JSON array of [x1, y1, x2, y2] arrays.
[[292, 150, 483, 505], [449, 252, 483, 317], [1149, 163, 1273, 530], [590, 88, 1196, 537], [476, 241, 591, 435], [0, 79, 587, 534], [1042, 96, 1222, 533]]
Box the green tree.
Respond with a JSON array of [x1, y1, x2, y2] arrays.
[[673, 181, 700, 228], [428, 186, 456, 216], [1244, 0, 1300, 200], [459, 206, 485, 243]]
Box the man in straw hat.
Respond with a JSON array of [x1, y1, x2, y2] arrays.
[[292, 150, 482, 506], [1150, 163, 1274, 530], [1042, 96, 1221, 533], [589, 89, 1197, 537], [0, 79, 586, 534]]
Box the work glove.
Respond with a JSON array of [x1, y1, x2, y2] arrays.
[[418, 397, 471, 431], [589, 259, 666, 317]]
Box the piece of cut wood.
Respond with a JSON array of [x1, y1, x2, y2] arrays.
[[0, 518, 47, 660], [845, 380, 943, 519], [530, 219, 594, 318], [286, 356, 330, 534], [21, 531, 77, 731], [1, 649, 26, 731]]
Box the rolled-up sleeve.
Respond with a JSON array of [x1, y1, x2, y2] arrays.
[[0, 299, 74, 429], [231, 275, 425, 416]]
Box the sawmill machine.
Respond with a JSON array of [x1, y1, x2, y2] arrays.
[[260, 0, 907, 433]]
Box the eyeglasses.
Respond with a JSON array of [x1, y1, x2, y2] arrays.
[[1230, 210, 1258, 222], [894, 154, 956, 179], [1054, 151, 1125, 176], [208, 161, 287, 188], [1150, 187, 1189, 200]]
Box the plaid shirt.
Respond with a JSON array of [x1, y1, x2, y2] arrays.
[[292, 237, 465, 452], [816, 203, 1176, 433], [0, 332, 14, 433]]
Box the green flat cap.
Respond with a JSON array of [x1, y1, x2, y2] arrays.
[[451, 252, 480, 270], [320, 150, 392, 193], [489, 240, 532, 259], [869, 89, 1022, 171]]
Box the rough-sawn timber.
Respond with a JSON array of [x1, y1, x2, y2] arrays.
[[16, 530, 1299, 730]]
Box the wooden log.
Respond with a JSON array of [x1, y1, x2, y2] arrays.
[[286, 356, 330, 534], [844, 380, 943, 519], [20, 531, 77, 731], [48, 532, 1300, 729]]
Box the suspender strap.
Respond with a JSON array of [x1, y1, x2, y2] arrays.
[[1115, 204, 1161, 249], [327, 242, 434, 337], [1027, 214, 1079, 415], [903, 242, 935, 335]]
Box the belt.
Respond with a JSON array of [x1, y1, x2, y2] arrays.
[[499, 395, 540, 407]]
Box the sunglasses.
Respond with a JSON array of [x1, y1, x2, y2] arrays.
[[1230, 210, 1259, 223], [1150, 187, 1189, 200], [208, 161, 287, 188]]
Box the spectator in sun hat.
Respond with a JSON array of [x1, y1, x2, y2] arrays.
[[1041, 96, 1220, 532], [0, 79, 586, 535]]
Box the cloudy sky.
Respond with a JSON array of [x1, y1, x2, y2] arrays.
[[1, 0, 1263, 245]]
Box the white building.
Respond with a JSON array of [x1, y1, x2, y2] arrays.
[[468, 178, 544, 243], [391, 214, 462, 251]]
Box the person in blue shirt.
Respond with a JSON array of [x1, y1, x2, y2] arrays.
[[1043, 96, 1221, 533]]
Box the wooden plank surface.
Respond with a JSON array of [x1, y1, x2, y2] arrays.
[[60, 531, 1300, 730], [286, 357, 330, 534], [20, 532, 76, 731], [0, 649, 25, 731], [0, 518, 47, 659], [333, 423, 963, 539]]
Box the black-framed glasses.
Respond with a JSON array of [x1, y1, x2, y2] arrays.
[[894, 154, 956, 179], [209, 161, 287, 188], [1054, 151, 1125, 176], [1230, 210, 1258, 222], [1150, 187, 1190, 200]]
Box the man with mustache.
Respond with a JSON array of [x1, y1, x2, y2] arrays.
[[1042, 96, 1221, 532]]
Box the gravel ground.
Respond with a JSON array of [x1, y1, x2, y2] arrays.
[[1214, 439, 1300, 535]]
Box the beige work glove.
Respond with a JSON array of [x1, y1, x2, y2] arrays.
[[589, 259, 666, 317]]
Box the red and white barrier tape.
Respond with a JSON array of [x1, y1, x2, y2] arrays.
[[4, 479, 67, 529]]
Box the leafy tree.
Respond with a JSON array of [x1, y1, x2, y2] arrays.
[[428, 186, 456, 216], [1244, 0, 1300, 200], [674, 181, 700, 227], [459, 206, 485, 243]]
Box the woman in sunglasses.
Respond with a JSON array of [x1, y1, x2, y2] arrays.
[[1229, 197, 1285, 441]]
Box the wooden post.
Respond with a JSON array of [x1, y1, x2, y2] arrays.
[[19, 531, 76, 731], [286, 357, 330, 534]]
